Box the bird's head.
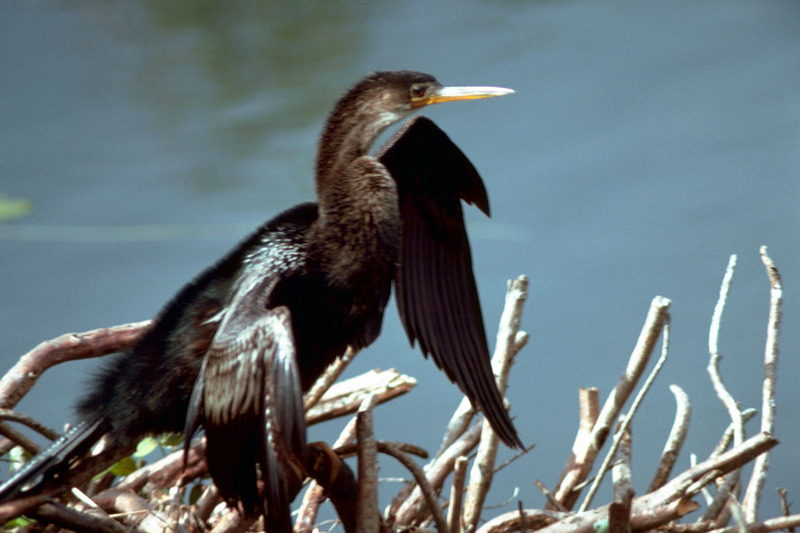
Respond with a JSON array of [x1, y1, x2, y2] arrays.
[[317, 70, 513, 180], [344, 70, 514, 133]]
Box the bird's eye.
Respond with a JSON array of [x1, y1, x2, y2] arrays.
[[410, 83, 427, 98]]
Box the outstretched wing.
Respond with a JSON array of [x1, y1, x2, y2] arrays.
[[378, 116, 522, 449], [186, 274, 306, 530]]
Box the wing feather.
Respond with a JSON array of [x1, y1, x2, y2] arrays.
[[187, 274, 306, 528], [378, 117, 522, 448]]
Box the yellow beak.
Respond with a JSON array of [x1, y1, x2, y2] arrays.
[[413, 85, 515, 107]]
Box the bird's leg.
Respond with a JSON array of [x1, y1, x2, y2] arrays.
[[305, 441, 357, 533]]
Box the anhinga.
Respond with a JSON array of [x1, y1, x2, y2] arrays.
[[0, 70, 521, 530]]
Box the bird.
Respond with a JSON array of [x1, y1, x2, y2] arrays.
[[0, 70, 521, 530]]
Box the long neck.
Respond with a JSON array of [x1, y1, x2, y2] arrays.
[[315, 93, 402, 203]]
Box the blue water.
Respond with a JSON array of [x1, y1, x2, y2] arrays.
[[2, 0, 798, 524]]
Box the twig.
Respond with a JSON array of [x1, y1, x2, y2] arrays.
[[0, 321, 151, 409], [648, 384, 691, 492], [0, 422, 42, 456], [28, 501, 130, 533], [305, 369, 416, 425], [91, 489, 188, 533], [477, 508, 568, 533], [486, 433, 776, 533], [381, 443, 450, 533], [392, 419, 483, 525], [193, 483, 221, 524], [114, 437, 206, 496], [609, 423, 634, 533], [356, 397, 380, 533], [553, 296, 670, 510], [706, 513, 800, 533], [712, 409, 758, 459], [463, 276, 528, 531], [608, 488, 634, 533], [612, 424, 633, 502], [303, 347, 357, 410], [743, 247, 783, 521], [709, 255, 737, 364], [776, 488, 791, 519], [546, 388, 598, 512], [535, 480, 568, 513], [0, 408, 60, 441], [449, 456, 469, 533], [493, 443, 535, 475], [579, 311, 671, 512]]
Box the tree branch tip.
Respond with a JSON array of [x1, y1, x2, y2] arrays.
[[653, 296, 672, 308]]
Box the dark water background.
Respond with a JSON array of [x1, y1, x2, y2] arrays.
[[2, 0, 799, 524]]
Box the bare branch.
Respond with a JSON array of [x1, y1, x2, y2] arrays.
[[463, 276, 528, 531], [743, 246, 783, 521], [0, 422, 42, 455], [91, 488, 188, 533], [448, 456, 469, 533], [706, 513, 800, 533], [0, 408, 60, 441], [28, 501, 130, 533], [381, 442, 450, 533], [553, 296, 670, 510], [305, 369, 416, 425], [0, 321, 150, 409], [304, 347, 357, 410], [546, 388, 598, 512], [485, 434, 776, 533], [392, 419, 482, 526], [648, 384, 691, 492], [580, 311, 671, 512], [356, 397, 380, 533]]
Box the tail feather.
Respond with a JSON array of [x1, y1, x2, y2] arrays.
[[0, 418, 106, 503]]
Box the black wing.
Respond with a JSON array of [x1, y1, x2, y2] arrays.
[[378, 116, 522, 449], [186, 275, 306, 530]]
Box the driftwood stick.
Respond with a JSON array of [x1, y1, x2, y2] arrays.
[[0, 408, 60, 441], [303, 347, 357, 410], [546, 387, 598, 512], [356, 397, 380, 533], [393, 419, 482, 525], [381, 443, 450, 533], [28, 501, 130, 533], [0, 321, 150, 409], [552, 296, 670, 510], [743, 247, 782, 521], [448, 456, 469, 533], [305, 369, 416, 425], [482, 433, 777, 533], [580, 312, 671, 512], [648, 384, 691, 492], [463, 276, 528, 531]]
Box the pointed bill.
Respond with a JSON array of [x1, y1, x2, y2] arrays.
[[415, 85, 515, 107]]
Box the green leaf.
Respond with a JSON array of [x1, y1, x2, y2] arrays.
[[160, 432, 184, 448], [110, 456, 138, 477], [134, 436, 159, 458]]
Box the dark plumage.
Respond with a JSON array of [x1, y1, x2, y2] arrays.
[[0, 71, 521, 531]]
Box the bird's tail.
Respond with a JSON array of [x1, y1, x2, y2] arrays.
[[0, 418, 107, 503]]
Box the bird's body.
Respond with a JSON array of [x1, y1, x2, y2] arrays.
[[0, 71, 520, 531]]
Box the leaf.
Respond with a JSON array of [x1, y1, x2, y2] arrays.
[[110, 456, 137, 477], [134, 436, 159, 458], [159, 432, 184, 448]]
